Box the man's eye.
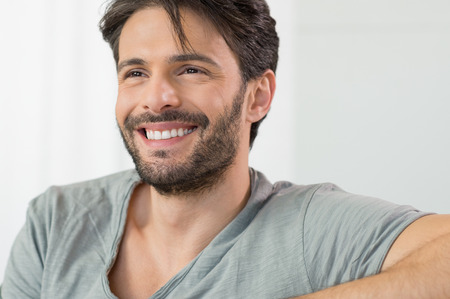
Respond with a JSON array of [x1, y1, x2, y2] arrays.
[[125, 70, 145, 78], [183, 67, 204, 75]]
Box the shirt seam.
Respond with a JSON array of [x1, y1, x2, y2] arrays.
[[300, 183, 327, 293]]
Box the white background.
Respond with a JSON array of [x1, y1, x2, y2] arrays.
[[1, 0, 449, 283]]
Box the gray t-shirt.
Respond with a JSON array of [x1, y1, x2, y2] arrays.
[[1, 169, 428, 298]]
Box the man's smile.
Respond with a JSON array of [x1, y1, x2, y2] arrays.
[[144, 127, 198, 140], [125, 110, 209, 145]]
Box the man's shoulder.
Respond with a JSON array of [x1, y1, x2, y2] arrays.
[[271, 180, 341, 198], [267, 179, 344, 209], [266, 179, 407, 220], [251, 171, 344, 225], [58, 168, 140, 189], [251, 169, 345, 210], [28, 169, 140, 218]]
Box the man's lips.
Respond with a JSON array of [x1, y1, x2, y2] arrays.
[[124, 110, 210, 142]]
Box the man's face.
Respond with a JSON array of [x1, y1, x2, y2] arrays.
[[116, 7, 248, 195]]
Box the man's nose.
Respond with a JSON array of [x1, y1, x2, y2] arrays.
[[139, 75, 182, 113]]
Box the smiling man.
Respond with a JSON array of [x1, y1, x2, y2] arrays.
[[2, 0, 450, 298], [115, 7, 251, 197]]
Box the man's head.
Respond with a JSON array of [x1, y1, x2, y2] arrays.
[[99, 0, 279, 147], [99, 1, 278, 195]]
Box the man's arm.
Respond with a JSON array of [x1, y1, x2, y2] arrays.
[[294, 214, 450, 298]]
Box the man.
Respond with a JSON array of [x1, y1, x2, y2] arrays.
[[2, 0, 449, 298]]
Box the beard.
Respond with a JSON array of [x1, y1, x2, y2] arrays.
[[119, 84, 245, 196]]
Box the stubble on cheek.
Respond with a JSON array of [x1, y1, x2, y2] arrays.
[[118, 82, 246, 196]]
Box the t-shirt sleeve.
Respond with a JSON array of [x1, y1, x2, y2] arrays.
[[302, 183, 430, 292], [1, 194, 49, 298]]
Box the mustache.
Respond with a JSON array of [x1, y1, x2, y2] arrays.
[[123, 110, 210, 132]]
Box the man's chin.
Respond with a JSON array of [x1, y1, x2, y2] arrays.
[[153, 149, 169, 159], [134, 158, 231, 196], [142, 173, 225, 197]]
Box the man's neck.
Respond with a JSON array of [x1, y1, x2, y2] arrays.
[[127, 164, 251, 267]]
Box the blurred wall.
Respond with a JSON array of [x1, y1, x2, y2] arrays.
[[252, 0, 450, 214], [1, 0, 449, 283]]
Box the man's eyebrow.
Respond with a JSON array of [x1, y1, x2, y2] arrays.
[[167, 53, 220, 68], [117, 54, 220, 73], [117, 58, 147, 73]]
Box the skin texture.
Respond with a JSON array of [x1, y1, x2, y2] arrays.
[[109, 7, 274, 299], [109, 5, 450, 299]]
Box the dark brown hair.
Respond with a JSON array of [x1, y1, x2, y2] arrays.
[[99, 0, 279, 148]]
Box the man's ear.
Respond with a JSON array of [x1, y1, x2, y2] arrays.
[[246, 69, 276, 123]]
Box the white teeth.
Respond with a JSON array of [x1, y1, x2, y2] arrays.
[[154, 131, 162, 140], [162, 130, 171, 140], [145, 130, 153, 140], [145, 127, 196, 140]]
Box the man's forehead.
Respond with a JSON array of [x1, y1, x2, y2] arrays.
[[121, 8, 219, 47], [117, 7, 235, 69], [122, 6, 217, 42]]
